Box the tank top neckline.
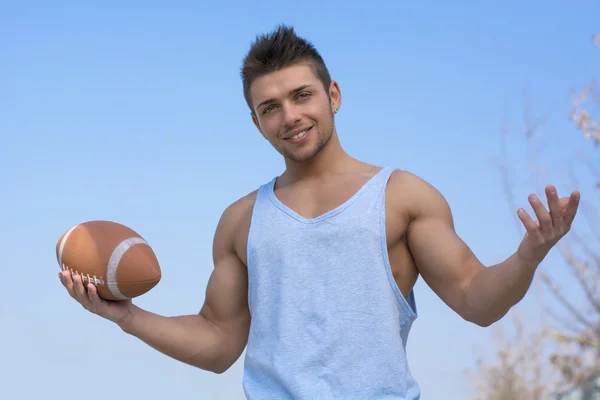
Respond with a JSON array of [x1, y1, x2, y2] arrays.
[[266, 166, 392, 224]]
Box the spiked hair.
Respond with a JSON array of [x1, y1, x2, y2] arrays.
[[241, 25, 332, 112]]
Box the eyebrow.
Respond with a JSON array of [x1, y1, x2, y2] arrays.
[[255, 84, 315, 112]]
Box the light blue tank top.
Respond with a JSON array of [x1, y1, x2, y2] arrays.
[[243, 167, 420, 399]]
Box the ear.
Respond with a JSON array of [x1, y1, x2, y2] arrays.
[[251, 112, 267, 139], [329, 80, 342, 114]]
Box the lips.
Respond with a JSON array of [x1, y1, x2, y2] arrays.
[[283, 126, 312, 145], [283, 125, 313, 140]]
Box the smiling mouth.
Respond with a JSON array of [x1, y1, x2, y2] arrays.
[[284, 126, 312, 140]]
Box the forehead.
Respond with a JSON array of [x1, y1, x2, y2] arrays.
[[250, 63, 322, 104]]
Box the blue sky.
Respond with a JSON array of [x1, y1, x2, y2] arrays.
[[2, 1, 598, 398]]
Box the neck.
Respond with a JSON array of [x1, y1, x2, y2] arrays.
[[281, 130, 355, 184]]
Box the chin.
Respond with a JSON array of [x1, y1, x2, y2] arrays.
[[279, 130, 332, 163], [284, 148, 320, 163]]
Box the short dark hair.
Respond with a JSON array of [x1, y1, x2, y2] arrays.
[[241, 24, 332, 112]]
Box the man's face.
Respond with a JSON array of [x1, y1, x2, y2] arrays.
[[250, 63, 341, 162]]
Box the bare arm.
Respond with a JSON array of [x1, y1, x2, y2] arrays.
[[400, 173, 579, 327], [113, 201, 250, 373]]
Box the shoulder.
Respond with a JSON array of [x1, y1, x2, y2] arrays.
[[212, 190, 259, 262], [387, 169, 452, 222], [223, 190, 259, 222], [216, 190, 259, 236]]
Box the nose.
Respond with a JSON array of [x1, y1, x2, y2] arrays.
[[282, 103, 301, 127]]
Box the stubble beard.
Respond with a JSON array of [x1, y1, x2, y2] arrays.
[[283, 118, 334, 163]]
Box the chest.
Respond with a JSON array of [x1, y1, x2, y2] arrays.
[[274, 178, 370, 221], [235, 173, 411, 268]]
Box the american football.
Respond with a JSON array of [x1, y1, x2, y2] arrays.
[[56, 220, 161, 301]]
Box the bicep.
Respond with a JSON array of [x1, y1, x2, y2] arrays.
[[200, 205, 251, 356], [202, 252, 250, 333], [406, 182, 484, 315]]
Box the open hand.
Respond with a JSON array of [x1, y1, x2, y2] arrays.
[[516, 184, 580, 267]]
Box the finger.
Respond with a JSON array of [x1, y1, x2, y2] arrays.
[[87, 283, 104, 311], [563, 190, 580, 228], [60, 266, 76, 297], [545, 185, 563, 228], [559, 196, 571, 210], [72, 273, 93, 309], [517, 208, 541, 236], [529, 194, 553, 235]]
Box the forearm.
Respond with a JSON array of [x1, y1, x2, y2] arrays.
[[118, 305, 230, 373], [464, 252, 539, 326]]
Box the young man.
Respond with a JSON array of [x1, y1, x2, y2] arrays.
[[58, 25, 580, 399]]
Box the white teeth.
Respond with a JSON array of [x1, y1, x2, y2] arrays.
[[290, 130, 307, 140]]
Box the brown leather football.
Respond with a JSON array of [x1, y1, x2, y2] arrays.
[[56, 220, 162, 301]]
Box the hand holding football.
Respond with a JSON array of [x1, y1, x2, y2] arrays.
[[56, 220, 162, 301]]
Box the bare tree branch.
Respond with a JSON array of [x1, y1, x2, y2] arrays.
[[539, 272, 596, 331], [467, 32, 600, 399]]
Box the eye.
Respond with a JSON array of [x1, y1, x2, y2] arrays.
[[263, 105, 276, 114], [296, 92, 311, 100]]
